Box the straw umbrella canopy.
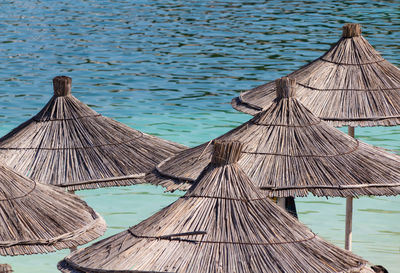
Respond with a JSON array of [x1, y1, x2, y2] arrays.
[[0, 76, 186, 191], [0, 163, 106, 256], [146, 77, 400, 196], [231, 23, 400, 127], [58, 141, 375, 273], [0, 264, 12, 273], [146, 77, 400, 251], [232, 23, 400, 250]]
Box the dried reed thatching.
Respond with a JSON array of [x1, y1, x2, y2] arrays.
[[0, 76, 186, 191], [0, 264, 12, 273], [232, 23, 400, 127], [146, 77, 400, 197], [0, 163, 106, 256], [59, 141, 373, 273]]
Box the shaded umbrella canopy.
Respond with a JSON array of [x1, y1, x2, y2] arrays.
[[146, 77, 400, 196], [231, 23, 400, 127], [0, 163, 106, 256], [58, 141, 374, 273], [0, 76, 186, 191]]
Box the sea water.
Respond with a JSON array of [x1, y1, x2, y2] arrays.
[[0, 0, 399, 272]]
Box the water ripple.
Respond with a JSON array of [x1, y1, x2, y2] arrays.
[[0, 1, 399, 272]]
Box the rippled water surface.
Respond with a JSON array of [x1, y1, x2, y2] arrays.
[[1, 1, 399, 272]]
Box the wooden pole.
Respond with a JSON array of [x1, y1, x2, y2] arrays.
[[285, 197, 298, 219], [345, 196, 353, 250], [275, 78, 298, 219], [276, 197, 298, 218], [67, 189, 76, 252], [277, 197, 286, 209], [345, 126, 355, 251]]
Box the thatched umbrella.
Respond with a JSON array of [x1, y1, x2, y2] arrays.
[[0, 76, 186, 191], [147, 77, 400, 195], [0, 163, 106, 256], [231, 23, 400, 127], [231, 23, 400, 250], [146, 77, 400, 250], [58, 141, 375, 273]]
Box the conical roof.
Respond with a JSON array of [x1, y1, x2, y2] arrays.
[[146, 77, 400, 197], [0, 76, 186, 191], [232, 23, 400, 127], [0, 163, 106, 256], [58, 141, 373, 273]]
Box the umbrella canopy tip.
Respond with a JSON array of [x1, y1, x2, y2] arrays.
[[211, 140, 243, 166], [53, 75, 72, 96], [275, 77, 296, 99], [342, 23, 362, 38]]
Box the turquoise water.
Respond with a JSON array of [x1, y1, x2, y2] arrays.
[[0, 0, 399, 272]]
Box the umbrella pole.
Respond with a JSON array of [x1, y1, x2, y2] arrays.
[[67, 189, 77, 252], [277, 197, 286, 209], [285, 197, 298, 218], [345, 126, 355, 251], [276, 197, 298, 218]]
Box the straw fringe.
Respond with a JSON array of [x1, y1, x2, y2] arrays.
[[231, 24, 400, 127]]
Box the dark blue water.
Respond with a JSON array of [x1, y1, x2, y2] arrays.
[[0, 1, 399, 272]]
